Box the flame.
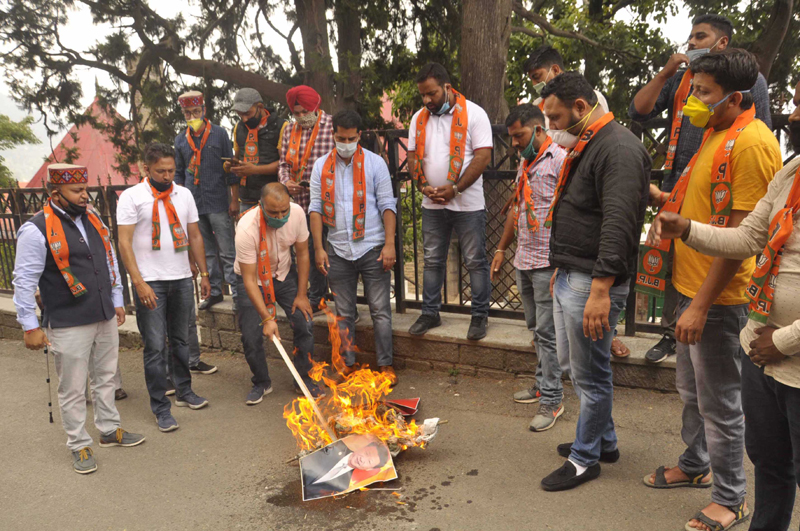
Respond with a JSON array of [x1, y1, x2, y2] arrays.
[[283, 300, 424, 454]]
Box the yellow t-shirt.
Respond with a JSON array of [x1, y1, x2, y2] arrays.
[[673, 118, 782, 305]]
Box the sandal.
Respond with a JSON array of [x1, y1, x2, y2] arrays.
[[642, 465, 713, 489], [684, 501, 750, 531], [611, 337, 630, 358]]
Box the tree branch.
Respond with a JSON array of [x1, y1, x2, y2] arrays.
[[749, 0, 793, 78], [198, 0, 243, 60], [511, 25, 543, 39], [512, 0, 600, 47]]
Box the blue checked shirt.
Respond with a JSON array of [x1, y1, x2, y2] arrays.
[[629, 70, 772, 192], [174, 122, 237, 215], [309, 148, 397, 261]]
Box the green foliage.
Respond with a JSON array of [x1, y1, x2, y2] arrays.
[[0, 115, 40, 186]]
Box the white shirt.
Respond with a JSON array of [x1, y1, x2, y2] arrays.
[[534, 89, 609, 129], [116, 181, 199, 282], [313, 454, 353, 485], [408, 98, 493, 212]]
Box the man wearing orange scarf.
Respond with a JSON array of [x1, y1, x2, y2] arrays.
[[117, 143, 212, 433], [13, 164, 145, 474]]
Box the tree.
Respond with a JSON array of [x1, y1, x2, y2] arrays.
[[0, 115, 41, 187]]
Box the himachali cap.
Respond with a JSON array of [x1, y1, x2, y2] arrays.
[[48, 163, 88, 185], [178, 90, 204, 108], [231, 88, 263, 112]]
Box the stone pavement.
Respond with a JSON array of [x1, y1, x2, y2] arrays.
[[3, 338, 798, 530]]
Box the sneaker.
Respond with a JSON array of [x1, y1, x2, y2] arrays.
[[541, 461, 601, 492], [114, 388, 128, 401], [529, 403, 565, 432], [198, 294, 224, 310], [99, 428, 146, 448], [72, 447, 97, 474], [409, 314, 442, 336], [156, 413, 179, 432], [190, 361, 218, 375], [165, 380, 176, 397], [467, 316, 488, 341], [513, 383, 541, 404], [245, 384, 273, 405], [557, 442, 620, 463], [380, 366, 398, 386], [175, 392, 209, 410], [645, 334, 677, 364], [294, 382, 326, 399]]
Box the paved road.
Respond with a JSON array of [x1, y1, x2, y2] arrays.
[[2, 338, 797, 531]]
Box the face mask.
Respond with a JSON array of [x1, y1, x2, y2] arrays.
[[245, 109, 263, 129], [686, 38, 723, 63], [434, 88, 451, 116], [261, 203, 290, 229], [531, 67, 554, 97], [187, 118, 204, 132], [550, 103, 598, 149], [297, 112, 317, 129], [520, 126, 544, 161], [682, 90, 749, 128], [149, 177, 172, 193], [58, 195, 87, 217], [336, 141, 358, 159]]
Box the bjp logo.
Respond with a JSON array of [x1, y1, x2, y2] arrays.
[[50, 241, 62, 254], [325, 178, 333, 188], [355, 216, 365, 229], [246, 144, 257, 156], [712, 184, 730, 212], [324, 204, 334, 216], [756, 254, 769, 269], [356, 189, 364, 199], [643, 250, 663, 275], [172, 225, 185, 240]]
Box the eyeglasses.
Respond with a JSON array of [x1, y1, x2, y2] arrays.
[[183, 109, 204, 119]]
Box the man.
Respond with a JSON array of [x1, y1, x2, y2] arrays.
[[648, 97, 800, 531], [118, 143, 213, 433], [493, 104, 567, 432], [12, 164, 145, 474], [407, 62, 493, 340], [227, 88, 287, 212], [639, 50, 781, 531], [174, 90, 238, 310], [278, 85, 335, 311], [309, 110, 398, 384], [301, 434, 391, 500], [234, 182, 323, 404], [537, 73, 651, 492], [630, 14, 772, 364]]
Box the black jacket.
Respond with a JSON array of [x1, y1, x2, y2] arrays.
[[233, 112, 286, 202], [301, 441, 354, 500], [549, 119, 651, 285]]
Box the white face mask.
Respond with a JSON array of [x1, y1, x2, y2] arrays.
[[336, 141, 358, 159], [550, 130, 579, 149]]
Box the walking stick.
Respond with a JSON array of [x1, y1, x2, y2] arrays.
[[271, 336, 337, 443], [44, 345, 54, 424]]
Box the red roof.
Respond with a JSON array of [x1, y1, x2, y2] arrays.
[[27, 99, 140, 188]]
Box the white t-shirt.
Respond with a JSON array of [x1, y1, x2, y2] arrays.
[[534, 89, 609, 128], [116, 181, 199, 282], [408, 98, 493, 211]]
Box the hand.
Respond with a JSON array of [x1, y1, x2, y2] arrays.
[[661, 53, 690, 78], [229, 199, 239, 219], [262, 319, 280, 340], [675, 302, 708, 345], [190, 262, 199, 279], [379, 243, 396, 272], [550, 268, 557, 298], [286, 181, 305, 196], [647, 211, 690, 246], [136, 281, 159, 310], [583, 290, 611, 340], [24, 328, 50, 350], [223, 161, 232, 173], [649, 184, 664, 208], [231, 161, 258, 177], [292, 295, 313, 321], [749, 326, 787, 365], [421, 185, 447, 205], [430, 185, 456, 204], [115, 307, 126, 326], [315, 247, 330, 276], [200, 277, 211, 300], [490, 252, 504, 282]]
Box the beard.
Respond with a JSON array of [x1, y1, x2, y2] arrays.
[[788, 121, 800, 153]]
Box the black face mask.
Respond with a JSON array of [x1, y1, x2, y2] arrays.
[[245, 109, 263, 129], [58, 195, 87, 217], [149, 177, 172, 193]]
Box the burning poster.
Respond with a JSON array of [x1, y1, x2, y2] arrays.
[[300, 433, 397, 501]]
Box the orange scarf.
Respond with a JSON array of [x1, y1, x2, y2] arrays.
[[149, 180, 190, 252], [43, 199, 116, 297], [745, 165, 800, 323], [257, 211, 277, 320], [636, 106, 756, 296], [320, 146, 367, 240], [412, 89, 469, 187], [664, 71, 694, 172], [544, 112, 615, 228], [286, 113, 322, 182], [515, 136, 553, 233], [186, 119, 211, 185], [240, 110, 270, 187]]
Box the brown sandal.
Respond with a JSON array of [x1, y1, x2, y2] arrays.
[[611, 337, 630, 358]]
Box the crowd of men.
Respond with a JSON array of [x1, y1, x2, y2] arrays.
[[11, 10, 800, 531]]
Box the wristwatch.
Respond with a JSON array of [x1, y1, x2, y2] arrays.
[[200, 272, 210, 278], [452, 184, 461, 197]]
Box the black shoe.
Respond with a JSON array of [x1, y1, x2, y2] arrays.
[[190, 361, 218, 375], [467, 316, 488, 340], [409, 314, 441, 336], [541, 461, 601, 492], [645, 334, 676, 364], [165, 380, 176, 397], [114, 388, 128, 401], [198, 294, 224, 311], [557, 442, 620, 463]]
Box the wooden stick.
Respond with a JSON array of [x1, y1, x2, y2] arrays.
[[272, 336, 338, 442]]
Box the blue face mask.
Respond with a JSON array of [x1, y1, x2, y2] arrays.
[[261, 203, 290, 229], [434, 88, 452, 116]]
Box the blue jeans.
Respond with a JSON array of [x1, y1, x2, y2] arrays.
[[421, 208, 490, 318], [166, 301, 201, 377], [234, 271, 315, 389], [198, 211, 237, 298], [135, 277, 195, 416], [327, 246, 393, 367], [306, 215, 329, 309], [517, 267, 562, 406], [553, 269, 628, 467]]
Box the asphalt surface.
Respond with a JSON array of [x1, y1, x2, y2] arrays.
[[2, 338, 798, 531]]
